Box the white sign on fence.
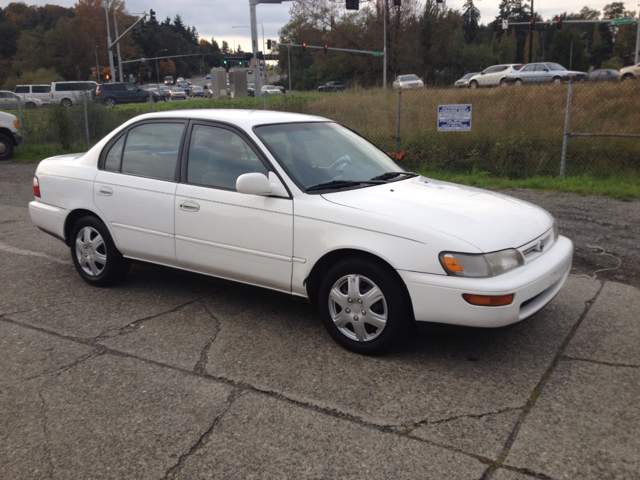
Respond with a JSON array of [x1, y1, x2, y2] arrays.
[[438, 104, 472, 132]]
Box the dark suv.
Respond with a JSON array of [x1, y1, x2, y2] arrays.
[[95, 83, 158, 106]]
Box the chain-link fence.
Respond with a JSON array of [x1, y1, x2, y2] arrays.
[[10, 81, 640, 179]]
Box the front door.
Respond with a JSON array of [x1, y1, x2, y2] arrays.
[[175, 123, 294, 292]]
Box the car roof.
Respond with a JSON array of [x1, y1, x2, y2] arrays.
[[132, 109, 329, 130]]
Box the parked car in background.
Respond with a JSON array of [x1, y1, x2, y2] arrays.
[[454, 73, 480, 88], [0, 91, 43, 109], [504, 63, 587, 85], [587, 69, 619, 82], [205, 74, 211, 79], [190, 86, 204, 98], [318, 81, 346, 92], [247, 83, 255, 97], [469, 64, 524, 88], [186, 79, 192, 85], [170, 87, 188, 100], [176, 77, 185, 83], [50, 81, 98, 107], [261, 85, 282, 95], [164, 76, 174, 85], [14, 84, 52, 104], [618, 62, 640, 81], [275, 86, 286, 94], [95, 83, 159, 106], [0, 110, 21, 160], [392, 74, 424, 89], [27, 109, 573, 354]]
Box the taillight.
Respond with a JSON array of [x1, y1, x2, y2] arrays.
[[96, 87, 102, 94], [33, 176, 40, 197]]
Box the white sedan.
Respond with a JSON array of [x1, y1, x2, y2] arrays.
[[261, 85, 281, 95], [392, 74, 424, 89], [28, 110, 573, 354]]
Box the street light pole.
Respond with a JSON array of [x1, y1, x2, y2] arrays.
[[95, 45, 100, 83], [529, 0, 534, 63], [233, 24, 266, 83], [104, 1, 116, 83], [156, 48, 168, 84], [383, 0, 387, 89]]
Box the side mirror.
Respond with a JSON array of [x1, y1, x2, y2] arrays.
[[236, 172, 288, 197], [543, 69, 549, 72]]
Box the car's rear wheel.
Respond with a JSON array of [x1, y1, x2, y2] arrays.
[[25, 102, 36, 109], [552, 76, 562, 84], [499, 78, 508, 87], [70, 216, 130, 287], [318, 257, 412, 355], [61, 98, 72, 107], [105, 97, 116, 106], [469, 80, 479, 89], [0, 134, 14, 160]]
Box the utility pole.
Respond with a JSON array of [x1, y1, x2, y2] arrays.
[[104, 1, 116, 83], [383, 0, 387, 89], [114, 10, 123, 82], [529, 0, 534, 63]]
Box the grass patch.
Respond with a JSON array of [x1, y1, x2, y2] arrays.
[[415, 169, 640, 200], [10, 144, 85, 163]]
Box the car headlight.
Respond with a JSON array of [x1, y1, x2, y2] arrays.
[[440, 249, 524, 278]]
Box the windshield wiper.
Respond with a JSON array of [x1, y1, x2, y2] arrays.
[[306, 179, 383, 192], [369, 172, 417, 182]]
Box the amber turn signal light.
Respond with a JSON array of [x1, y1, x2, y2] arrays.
[[462, 293, 514, 307]]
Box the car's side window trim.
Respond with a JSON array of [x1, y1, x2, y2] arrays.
[[98, 119, 188, 182], [180, 119, 292, 198]]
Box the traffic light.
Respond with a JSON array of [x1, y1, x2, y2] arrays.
[[105, 74, 110, 80], [436, 0, 443, 4], [493, 19, 499, 32], [530, 18, 535, 31], [556, 17, 562, 30], [113, 53, 118, 64], [133, 27, 138, 39], [346, 0, 359, 10], [141, 18, 146, 33], [239, 61, 243, 66], [267, 39, 272, 49], [149, 9, 156, 23], [302, 42, 306, 52], [393, 0, 401, 5], [324, 44, 328, 54]]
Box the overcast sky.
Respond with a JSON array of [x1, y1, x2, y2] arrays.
[[9, 0, 639, 52]]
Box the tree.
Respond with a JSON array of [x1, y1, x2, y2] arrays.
[[221, 40, 230, 54], [498, 29, 517, 63], [462, 0, 480, 43]]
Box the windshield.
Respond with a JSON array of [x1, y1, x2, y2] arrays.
[[547, 63, 566, 71], [254, 122, 406, 191], [400, 75, 420, 82]]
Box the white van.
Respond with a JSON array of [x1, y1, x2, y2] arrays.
[[15, 85, 52, 104], [50, 81, 98, 107]]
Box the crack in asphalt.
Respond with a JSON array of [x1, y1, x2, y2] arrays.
[[409, 406, 523, 429], [193, 301, 221, 376], [37, 380, 55, 478], [479, 280, 606, 480], [24, 350, 103, 383], [161, 387, 244, 479]]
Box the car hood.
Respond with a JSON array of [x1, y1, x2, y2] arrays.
[[321, 176, 553, 252]]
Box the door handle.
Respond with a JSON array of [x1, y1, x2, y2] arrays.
[[179, 200, 200, 212], [98, 186, 113, 196]]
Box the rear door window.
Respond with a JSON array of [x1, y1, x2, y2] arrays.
[[120, 123, 185, 181]]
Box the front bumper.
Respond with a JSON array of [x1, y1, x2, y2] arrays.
[[13, 133, 22, 146], [399, 235, 573, 328]]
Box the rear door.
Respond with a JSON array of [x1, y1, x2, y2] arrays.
[[94, 120, 187, 265]]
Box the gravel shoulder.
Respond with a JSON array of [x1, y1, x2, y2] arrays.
[[2, 162, 638, 287]]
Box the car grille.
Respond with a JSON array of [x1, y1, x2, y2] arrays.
[[518, 229, 555, 263]]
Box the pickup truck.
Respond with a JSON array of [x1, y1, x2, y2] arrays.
[[318, 81, 346, 92], [0, 111, 21, 160]]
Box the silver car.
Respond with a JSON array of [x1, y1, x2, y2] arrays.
[[0, 90, 43, 109], [392, 74, 424, 89], [469, 64, 523, 88], [454, 72, 480, 88], [505, 63, 587, 85]]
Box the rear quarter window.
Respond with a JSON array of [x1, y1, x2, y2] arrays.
[[33, 86, 50, 93]]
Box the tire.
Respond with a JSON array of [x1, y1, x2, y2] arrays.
[[70, 216, 130, 287], [552, 77, 562, 84], [469, 80, 479, 89], [499, 78, 508, 87], [25, 102, 36, 109], [515, 79, 523, 86], [622, 74, 634, 81], [0, 134, 14, 160], [318, 257, 412, 355], [105, 97, 116, 107], [61, 98, 72, 107]]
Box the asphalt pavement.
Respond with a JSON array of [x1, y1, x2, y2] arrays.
[[1, 161, 638, 479]]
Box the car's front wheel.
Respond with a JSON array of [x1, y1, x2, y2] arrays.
[[515, 79, 523, 86], [0, 134, 14, 160], [70, 216, 130, 287], [499, 78, 508, 87], [318, 258, 412, 355], [469, 80, 479, 89], [61, 98, 72, 107]]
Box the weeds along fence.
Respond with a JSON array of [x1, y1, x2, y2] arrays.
[[10, 81, 640, 179]]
